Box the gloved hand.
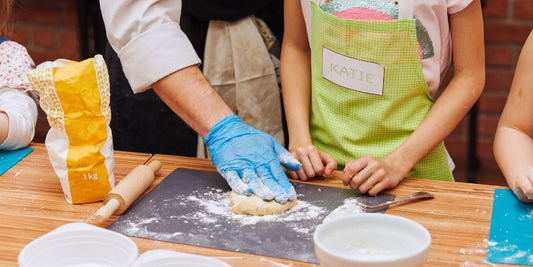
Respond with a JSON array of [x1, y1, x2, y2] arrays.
[[204, 115, 302, 203]]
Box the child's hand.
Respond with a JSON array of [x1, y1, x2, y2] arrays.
[[514, 168, 533, 202], [342, 156, 403, 196], [288, 145, 337, 180]]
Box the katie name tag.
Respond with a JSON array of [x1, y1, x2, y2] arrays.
[[322, 48, 384, 95]]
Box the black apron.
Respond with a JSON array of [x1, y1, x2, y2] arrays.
[[104, 0, 282, 156]]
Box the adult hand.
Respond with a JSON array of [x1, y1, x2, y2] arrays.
[[204, 115, 302, 203], [288, 144, 337, 180], [342, 156, 403, 196]]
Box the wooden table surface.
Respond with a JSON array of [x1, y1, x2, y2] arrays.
[[0, 143, 152, 266], [0, 144, 518, 266]]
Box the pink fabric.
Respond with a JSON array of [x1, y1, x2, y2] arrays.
[[334, 7, 394, 21], [334, 7, 423, 59], [0, 41, 34, 90]]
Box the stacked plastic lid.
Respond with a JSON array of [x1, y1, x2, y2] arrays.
[[18, 223, 230, 267]]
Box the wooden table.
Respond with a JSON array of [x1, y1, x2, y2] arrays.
[[0, 144, 518, 266], [0, 143, 152, 266]]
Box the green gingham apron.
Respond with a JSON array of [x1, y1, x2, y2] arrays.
[[309, 1, 453, 180]]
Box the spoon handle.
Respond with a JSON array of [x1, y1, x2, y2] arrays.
[[359, 191, 434, 210]]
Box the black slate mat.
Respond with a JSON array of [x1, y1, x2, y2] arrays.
[[108, 168, 395, 263]]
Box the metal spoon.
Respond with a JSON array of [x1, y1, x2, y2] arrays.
[[356, 191, 434, 210]]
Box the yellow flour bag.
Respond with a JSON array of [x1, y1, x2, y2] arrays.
[[27, 55, 114, 204]]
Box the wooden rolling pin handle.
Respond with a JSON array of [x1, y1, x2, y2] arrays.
[[94, 198, 120, 223], [147, 160, 162, 173]]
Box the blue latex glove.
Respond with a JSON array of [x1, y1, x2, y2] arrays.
[[204, 115, 302, 203]]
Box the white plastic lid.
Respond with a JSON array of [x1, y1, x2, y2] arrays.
[[132, 249, 231, 267], [18, 223, 138, 267]]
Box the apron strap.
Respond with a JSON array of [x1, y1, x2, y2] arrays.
[[311, 0, 329, 6], [398, 0, 414, 19]]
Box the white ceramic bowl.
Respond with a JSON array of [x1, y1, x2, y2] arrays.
[[18, 223, 138, 267], [313, 213, 431, 267]]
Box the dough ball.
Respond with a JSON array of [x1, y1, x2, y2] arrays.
[[229, 191, 297, 216]]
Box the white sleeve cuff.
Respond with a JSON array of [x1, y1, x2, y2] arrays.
[[0, 89, 38, 150], [447, 0, 473, 14], [117, 22, 202, 93]]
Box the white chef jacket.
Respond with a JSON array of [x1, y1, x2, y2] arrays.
[[100, 0, 201, 93]]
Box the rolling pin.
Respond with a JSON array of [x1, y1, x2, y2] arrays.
[[94, 160, 161, 223]]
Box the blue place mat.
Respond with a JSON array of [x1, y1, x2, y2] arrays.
[[487, 189, 533, 265], [0, 147, 33, 175]]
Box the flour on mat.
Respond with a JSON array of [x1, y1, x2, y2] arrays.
[[522, 209, 533, 220], [184, 189, 327, 227], [323, 197, 365, 223], [487, 240, 533, 265], [120, 216, 184, 240], [118, 188, 328, 237]]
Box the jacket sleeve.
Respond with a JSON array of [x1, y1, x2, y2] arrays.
[[99, 0, 201, 93], [0, 89, 37, 150]]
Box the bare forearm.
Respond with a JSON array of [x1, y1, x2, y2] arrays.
[[387, 0, 485, 175], [281, 0, 314, 150], [493, 31, 533, 201], [387, 73, 484, 175], [152, 65, 233, 137], [495, 127, 533, 192], [280, 46, 313, 149]]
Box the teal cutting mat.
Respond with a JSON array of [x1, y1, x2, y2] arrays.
[[0, 147, 33, 175], [487, 189, 533, 265]]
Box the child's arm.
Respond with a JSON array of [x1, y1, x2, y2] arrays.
[[0, 89, 38, 150], [0, 111, 8, 143], [344, 0, 485, 195], [280, 0, 337, 180], [494, 31, 533, 203], [0, 40, 38, 150]]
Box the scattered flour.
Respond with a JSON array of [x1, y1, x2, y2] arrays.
[[183, 189, 327, 227], [459, 239, 488, 256], [323, 197, 365, 223], [486, 239, 533, 265], [504, 250, 528, 261], [458, 239, 494, 267], [118, 190, 371, 238], [117, 188, 330, 238], [459, 248, 486, 255], [522, 209, 533, 220], [460, 261, 497, 267], [110, 188, 369, 264]]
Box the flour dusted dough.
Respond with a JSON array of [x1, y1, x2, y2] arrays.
[[229, 191, 297, 216]]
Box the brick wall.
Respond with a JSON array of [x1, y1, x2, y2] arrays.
[[481, 0, 532, 157], [3, 0, 532, 184], [6, 0, 81, 64], [446, 0, 532, 184]]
